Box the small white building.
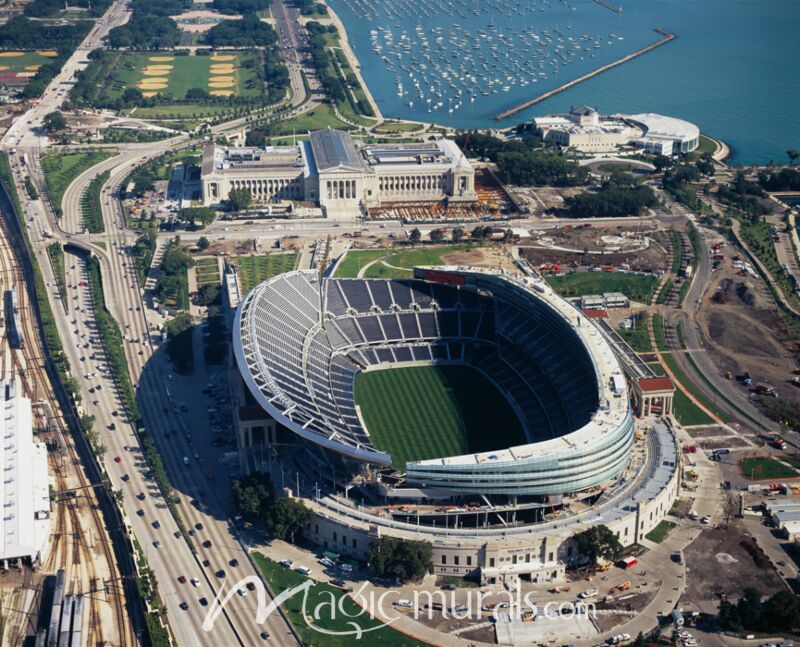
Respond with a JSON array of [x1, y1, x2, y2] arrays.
[[0, 379, 50, 567]]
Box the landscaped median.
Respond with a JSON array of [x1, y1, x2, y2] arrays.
[[41, 149, 114, 217], [252, 553, 430, 647]]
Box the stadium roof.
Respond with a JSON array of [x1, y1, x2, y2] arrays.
[[309, 128, 364, 172], [0, 379, 50, 563]]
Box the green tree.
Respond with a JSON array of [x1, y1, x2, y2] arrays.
[[737, 587, 763, 630], [197, 283, 219, 306], [762, 590, 800, 631], [264, 497, 312, 542], [430, 228, 444, 243], [408, 228, 421, 244], [452, 226, 464, 242], [43, 111, 67, 132], [227, 187, 252, 212], [786, 149, 799, 165], [366, 536, 432, 583], [197, 236, 210, 251], [178, 206, 216, 228], [571, 525, 622, 564], [231, 472, 273, 520], [80, 413, 95, 431]]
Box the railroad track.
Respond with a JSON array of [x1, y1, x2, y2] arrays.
[[0, 201, 131, 645]]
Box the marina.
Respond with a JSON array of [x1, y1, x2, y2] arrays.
[[328, 0, 800, 164], [494, 28, 675, 121]]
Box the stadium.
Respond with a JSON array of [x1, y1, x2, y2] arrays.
[[233, 266, 634, 499]]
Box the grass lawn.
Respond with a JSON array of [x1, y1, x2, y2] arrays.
[[334, 249, 391, 277], [103, 51, 261, 101], [616, 312, 652, 353], [252, 553, 430, 647], [373, 121, 425, 134], [662, 352, 728, 422], [652, 312, 668, 351], [335, 245, 479, 279], [235, 253, 297, 293], [740, 456, 799, 480], [655, 278, 673, 305], [0, 50, 53, 74], [125, 103, 239, 119], [648, 361, 714, 426], [696, 134, 719, 156], [779, 453, 800, 470], [272, 104, 350, 135], [544, 272, 658, 304], [41, 150, 114, 217], [645, 520, 677, 543], [355, 365, 526, 469], [194, 257, 220, 286]]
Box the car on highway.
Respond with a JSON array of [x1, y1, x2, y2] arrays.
[[136, 509, 144, 517], [152, 520, 160, 529], [153, 540, 162, 549], [199, 597, 208, 606], [215, 570, 226, 578], [195, 522, 204, 530], [229, 558, 239, 567], [113, 455, 121, 463], [178, 575, 187, 584], [202, 540, 212, 548], [121, 474, 129, 482], [191, 578, 200, 587], [179, 601, 189, 611]]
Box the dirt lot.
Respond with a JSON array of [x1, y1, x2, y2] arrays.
[[441, 246, 517, 273], [521, 224, 669, 273], [683, 520, 784, 612], [697, 256, 800, 405]]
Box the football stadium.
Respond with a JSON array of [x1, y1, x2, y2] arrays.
[[234, 265, 633, 494], [233, 265, 679, 581]]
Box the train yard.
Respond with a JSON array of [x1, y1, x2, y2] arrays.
[[0, 165, 132, 646]]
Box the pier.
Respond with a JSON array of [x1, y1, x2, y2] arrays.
[[494, 28, 676, 121], [592, 0, 624, 13]]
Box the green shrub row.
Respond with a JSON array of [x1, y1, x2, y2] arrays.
[[81, 170, 109, 233]]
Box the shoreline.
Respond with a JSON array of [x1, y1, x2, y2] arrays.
[[319, 1, 384, 122]]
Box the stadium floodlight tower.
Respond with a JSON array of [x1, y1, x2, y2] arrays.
[[233, 265, 634, 501]]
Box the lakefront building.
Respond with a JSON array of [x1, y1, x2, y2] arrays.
[[534, 105, 700, 155], [201, 128, 476, 217]]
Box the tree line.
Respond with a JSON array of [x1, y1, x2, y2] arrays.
[[454, 132, 588, 187]]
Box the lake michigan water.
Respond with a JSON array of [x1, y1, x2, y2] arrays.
[[328, 0, 800, 164]]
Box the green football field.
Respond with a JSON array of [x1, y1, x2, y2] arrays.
[[354, 365, 526, 469]]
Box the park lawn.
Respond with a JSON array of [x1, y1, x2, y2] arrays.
[[272, 104, 350, 135], [355, 365, 526, 470], [616, 312, 652, 353], [235, 253, 297, 293], [645, 520, 676, 544], [544, 272, 658, 304], [0, 50, 52, 74], [696, 134, 718, 156], [363, 245, 479, 280], [373, 121, 425, 134], [335, 245, 479, 279], [740, 456, 799, 480], [41, 150, 114, 217], [334, 249, 391, 278], [252, 553, 430, 647], [103, 51, 261, 101], [778, 454, 800, 470]]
